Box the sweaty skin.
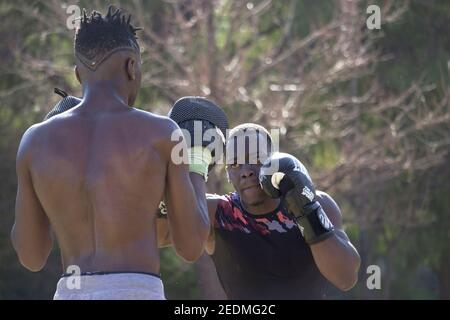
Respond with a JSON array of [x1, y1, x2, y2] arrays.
[[12, 49, 209, 274]]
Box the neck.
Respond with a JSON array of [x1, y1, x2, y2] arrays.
[[241, 197, 280, 215], [81, 81, 130, 108]]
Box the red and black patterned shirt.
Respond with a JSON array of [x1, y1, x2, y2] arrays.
[[211, 192, 329, 299]]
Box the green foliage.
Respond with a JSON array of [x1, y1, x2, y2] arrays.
[[159, 248, 200, 299], [376, 0, 450, 93], [311, 139, 340, 170]]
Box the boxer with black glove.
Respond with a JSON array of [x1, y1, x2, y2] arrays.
[[155, 122, 361, 298], [256, 151, 360, 292], [259, 152, 335, 245]]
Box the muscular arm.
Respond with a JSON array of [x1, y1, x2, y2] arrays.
[[309, 191, 361, 291], [11, 126, 53, 272], [162, 127, 210, 262]]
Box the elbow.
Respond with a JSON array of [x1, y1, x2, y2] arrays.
[[182, 251, 203, 263], [336, 273, 358, 292], [336, 255, 361, 292], [171, 205, 210, 262], [14, 248, 47, 272], [11, 233, 49, 272], [178, 209, 209, 262], [174, 232, 207, 263], [175, 245, 204, 263], [20, 256, 46, 272]]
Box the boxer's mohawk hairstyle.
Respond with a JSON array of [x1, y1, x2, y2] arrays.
[[74, 5, 141, 70]]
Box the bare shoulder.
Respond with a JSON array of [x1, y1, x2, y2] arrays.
[[17, 123, 45, 163], [129, 108, 181, 140], [316, 190, 343, 228], [128, 108, 181, 140]]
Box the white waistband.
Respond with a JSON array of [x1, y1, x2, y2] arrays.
[[54, 272, 166, 300]]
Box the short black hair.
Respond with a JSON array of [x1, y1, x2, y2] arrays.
[[227, 123, 273, 147], [74, 5, 141, 70], [225, 123, 274, 165]]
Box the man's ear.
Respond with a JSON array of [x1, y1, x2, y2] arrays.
[[74, 66, 81, 84], [126, 57, 136, 81]]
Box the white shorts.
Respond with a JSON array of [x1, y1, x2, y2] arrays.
[[53, 272, 166, 300]]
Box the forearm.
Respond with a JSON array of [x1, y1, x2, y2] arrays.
[[189, 172, 210, 234], [166, 172, 210, 261], [310, 230, 360, 291], [157, 175, 215, 249], [11, 223, 53, 271]]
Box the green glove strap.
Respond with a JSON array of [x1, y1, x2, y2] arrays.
[[187, 146, 212, 181]]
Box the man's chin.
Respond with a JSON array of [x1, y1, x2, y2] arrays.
[[240, 191, 267, 207]]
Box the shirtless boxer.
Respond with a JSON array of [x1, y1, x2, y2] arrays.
[[11, 7, 213, 300]]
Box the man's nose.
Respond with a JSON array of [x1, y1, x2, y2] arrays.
[[240, 164, 257, 179]]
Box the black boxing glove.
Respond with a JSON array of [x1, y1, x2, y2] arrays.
[[259, 152, 334, 245], [177, 118, 225, 173], [168, 96, 228, 181], [44, 88, 81, 120]]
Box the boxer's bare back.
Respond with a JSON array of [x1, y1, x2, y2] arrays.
[[18, 102, 173, 273]]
